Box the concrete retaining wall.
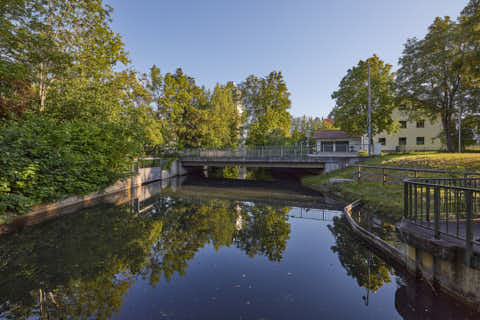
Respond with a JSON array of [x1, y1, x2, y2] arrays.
[[0, 160, 186, 235], [344, 201, 480, 310]]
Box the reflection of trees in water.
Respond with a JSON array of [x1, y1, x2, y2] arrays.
[[329, 215, 480, 318], [235, 205, 290, 261], [328, 215, 393, 297], [0, 201, 164, 319], [0, 197, 291, 319]]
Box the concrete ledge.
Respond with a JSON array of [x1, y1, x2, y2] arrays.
[[0, 161, 187, 235], [344, 201, 480, 310]]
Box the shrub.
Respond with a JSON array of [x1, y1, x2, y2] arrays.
[[0, 115, 142, 215]]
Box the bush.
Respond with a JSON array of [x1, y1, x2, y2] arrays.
[[0, 115, 142, 215]]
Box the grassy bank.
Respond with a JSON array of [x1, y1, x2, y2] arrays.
[[302, 152, 480, 221]]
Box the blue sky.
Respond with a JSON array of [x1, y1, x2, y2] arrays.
[[107, 0, 467, 118]]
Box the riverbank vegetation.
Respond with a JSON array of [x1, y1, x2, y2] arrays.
[[0, 0, 304, 216], [302, 152, 480, 220]]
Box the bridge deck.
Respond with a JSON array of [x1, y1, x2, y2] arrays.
[[181, 156, 366, 169]]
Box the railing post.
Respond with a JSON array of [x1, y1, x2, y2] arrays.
[[404, 182, 409, 218], [357, 166, 361, 181], [414, 184, 418, 220], [426, 185, 430, 222], [434, 186, 440, 239], [465, 190, 473, 266], [409, 183, 413, 220], [383, 168, 386, 184]]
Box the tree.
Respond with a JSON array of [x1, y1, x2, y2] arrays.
[[207, 83, 242, 148], [330, 55, 397, 139], [240, 71, 292, 146], [290, 116, 338, 145], [157, 68, 211, 149], [1, 0, 128, 111], [0, 0, 36, 118], [395, 16, 479, 152], [459, 0, 480, 87]]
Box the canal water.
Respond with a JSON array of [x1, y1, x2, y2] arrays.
[[0, 177, 477, 319]]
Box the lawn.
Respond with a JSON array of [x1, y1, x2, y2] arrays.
[[302, 152, 480, 221]]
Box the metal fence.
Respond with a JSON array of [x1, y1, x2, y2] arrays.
[[132, 158, 165, 173], [178, 144, 372, 161], [404, 178, 480, 263], [356, 165, 480, 185]]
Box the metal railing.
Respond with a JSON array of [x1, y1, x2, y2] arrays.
[[357, 165, 480, 185], [404, 178, 480, 263], [178, 144, 372, 161]]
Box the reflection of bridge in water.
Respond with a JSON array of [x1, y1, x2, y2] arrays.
[[288, 208, 342, 222], [131, 186, 343, 220]]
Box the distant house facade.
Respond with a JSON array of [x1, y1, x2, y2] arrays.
[[313, 130, 362, 152], [373, 109, 444, 152]]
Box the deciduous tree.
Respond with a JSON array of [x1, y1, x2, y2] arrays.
[[396, 17, 477, 151], [240, 71, 292, 146], [330, 55, 396, 139]]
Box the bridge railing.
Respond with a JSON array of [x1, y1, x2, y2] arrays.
[[178, 144, 371, 161], [404, 177, 480, 264]]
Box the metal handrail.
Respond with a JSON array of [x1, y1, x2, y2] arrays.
[[403, 177, 480, 265], [177, 144, 373, 161], [404, 177, 480, 192], [358, 164, 480, 176]]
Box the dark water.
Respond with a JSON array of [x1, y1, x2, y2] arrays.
[[0, 180, 477, 319]]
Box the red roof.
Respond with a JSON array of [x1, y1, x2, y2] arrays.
[[322, 118, 335, 125], [313, 130, 360, 140]]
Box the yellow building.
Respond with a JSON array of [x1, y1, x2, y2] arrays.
[[373, 109, 444, 152]]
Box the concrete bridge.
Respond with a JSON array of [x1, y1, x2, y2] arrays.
[[178, 145, 368, 172]]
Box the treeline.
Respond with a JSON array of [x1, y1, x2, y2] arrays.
[[0, 0, 297, 215], [330, 0, 480, 152]]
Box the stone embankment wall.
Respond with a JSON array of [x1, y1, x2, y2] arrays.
[[344, 201, 480, 310], [0, 160, 187, 234]]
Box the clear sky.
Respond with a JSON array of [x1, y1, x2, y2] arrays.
[[106, 0, 467, 118]]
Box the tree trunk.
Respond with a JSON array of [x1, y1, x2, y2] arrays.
[[39, 63, 46, 112], [442, 112, 455, 152]]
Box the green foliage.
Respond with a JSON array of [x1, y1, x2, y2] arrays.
[[240, 71, 292, 146], [3, 0, 129, 110], [161, 157, 177, 170], [290, 116, 338, 145], [0, 0, 298, 216], [396, 14, 480, 152], [207, 83, 243, 148], [222, 166, 240, 179], [459, 0, 480, 88], [0, 115, 141, 214], [330, 55, 397, 138]]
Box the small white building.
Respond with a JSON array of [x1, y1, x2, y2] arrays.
[[313, 130, 381, 154], [313, 130, 362, 152]]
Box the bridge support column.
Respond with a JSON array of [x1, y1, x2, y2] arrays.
[[203, 165, 208, 178], [324, 162, 340, 173], [239, 166, 247, 180]]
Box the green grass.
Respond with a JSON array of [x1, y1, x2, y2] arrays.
[[302, 152, 480, 221]]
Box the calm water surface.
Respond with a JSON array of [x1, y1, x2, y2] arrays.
[[0, 179, 477, 319]]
